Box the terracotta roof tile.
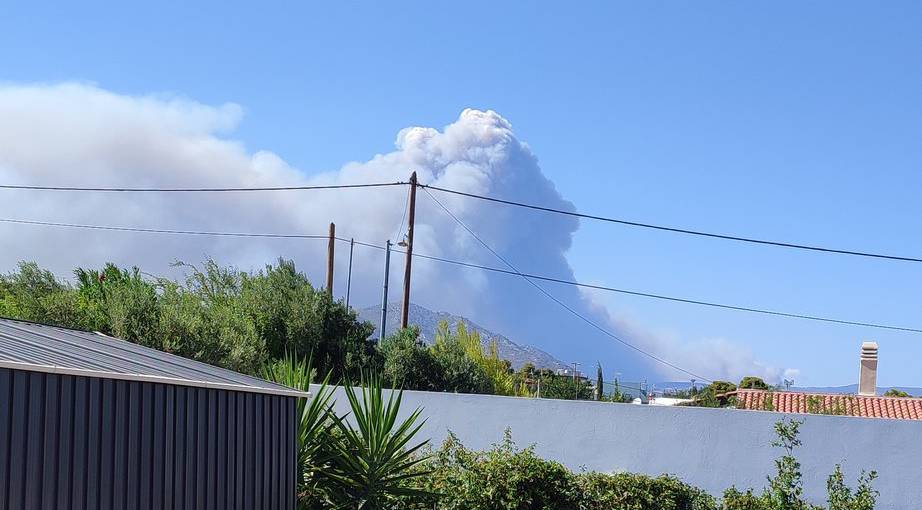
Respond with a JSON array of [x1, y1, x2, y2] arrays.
[[733, 389, 922, 420]]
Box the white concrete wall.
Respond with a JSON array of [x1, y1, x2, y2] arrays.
[[316, 386, 922, 509]]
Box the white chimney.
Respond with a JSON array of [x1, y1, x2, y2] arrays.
[[858, 341, 878, 396]]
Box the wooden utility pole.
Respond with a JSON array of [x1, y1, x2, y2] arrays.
[[400, 172, 418, 328], [326, 222, 335, 296]]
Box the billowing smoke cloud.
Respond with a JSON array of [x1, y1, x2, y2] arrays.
[[0, 82, 795, 382]]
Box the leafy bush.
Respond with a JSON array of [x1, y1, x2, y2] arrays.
[[404, 431, 714, 510], [720, 420, 878, 510], [576, 472, 716, 510], [416, 429, 579, 510], [379, 326, 444, 391], [826, 465, 878, 510]]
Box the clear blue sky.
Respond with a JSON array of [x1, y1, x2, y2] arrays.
[[2, 1, 921, 386]]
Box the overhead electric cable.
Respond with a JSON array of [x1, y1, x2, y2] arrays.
[[397, 250, 922, 334], [420, 183, 922, 264], [0, 218, 329, 239], [419, 187, 715, 382], [3, 216, 918, 336], [0, 181, 406, 192]]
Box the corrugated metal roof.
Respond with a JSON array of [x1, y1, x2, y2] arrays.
[[0, 317, 308, 397]]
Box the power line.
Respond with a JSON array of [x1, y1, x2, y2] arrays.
[[419, 188, 715, 382], [0, 218, 329, 240], [420, 184, 922, 264], [7, 177, 917, 263], [5, 216, 921, 335], [400, 251, 922, 335], [0, 181, 407, 193]]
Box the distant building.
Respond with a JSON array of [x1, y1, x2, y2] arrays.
[[648, 396, 694, 407], [725, 341, 922, 421], [733, 389, 922, 420], [554, 368, 587, 380]]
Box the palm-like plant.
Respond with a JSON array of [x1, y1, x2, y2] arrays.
[[263, 355, 336, 507], [325, 373, 433, 509]]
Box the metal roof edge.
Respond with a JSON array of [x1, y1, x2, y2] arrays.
[[0, 359, 311, 398]]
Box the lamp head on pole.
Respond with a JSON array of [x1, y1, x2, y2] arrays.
[[397, 234, 409, 248]]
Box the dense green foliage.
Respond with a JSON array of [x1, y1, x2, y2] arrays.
[[416, 430, 578, 509], [379, 326, 445, 392], [883, 388, 910, 398], [739, 377, 770, 390], [402, 430, 715, 510], [0, 260, 376, 378], [577, 472, 716, 510]]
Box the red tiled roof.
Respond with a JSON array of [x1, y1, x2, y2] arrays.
[[734, 389, 922, 420]]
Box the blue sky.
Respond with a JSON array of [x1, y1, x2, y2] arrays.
[[2, 2, 921, 386]]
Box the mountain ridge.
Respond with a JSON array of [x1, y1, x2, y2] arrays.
[[358, 302, 568, 370]]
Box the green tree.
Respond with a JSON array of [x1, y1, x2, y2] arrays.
[[883, 388, 910, 398], [0, 261, 84, 327], [539, 373, 593, 400], [739, 376, 771, 390], [709, 380, 738, 395], [430, 321, 493, 394], [596, 362, 604, 401], [379, 327, 443, 391], [237, 259, 377, 380]]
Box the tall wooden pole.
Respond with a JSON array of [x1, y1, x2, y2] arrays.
[[400, 172, 417, 328], [326, 222, 335, 296]]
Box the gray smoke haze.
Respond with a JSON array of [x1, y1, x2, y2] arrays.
[[0, 82, 794, 382]]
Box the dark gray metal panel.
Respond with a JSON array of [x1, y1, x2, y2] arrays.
[[56, 375, 74, 510], [140, 382, 154, 510], [41, 373, 59, 510], [8, 369, 28, 509], [0, 368, 10, 506], [0, 367, 298, 510], [71, 376, 88, 510], [151, 384, 164, 510], [25, 371, 45, 510], [0, 318, 300, 395]]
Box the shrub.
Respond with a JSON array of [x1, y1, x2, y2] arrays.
[[576, 471, 717, 510], [416, 429, 579, 510], [324, 373, 432, 508]]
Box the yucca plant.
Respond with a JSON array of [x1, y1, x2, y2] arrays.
[[325, 373, 433, 509], [263, 355, 337, 508]]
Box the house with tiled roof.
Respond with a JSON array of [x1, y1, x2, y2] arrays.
[[733, 388, 922, 420], [722, 341, 922, 421]]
